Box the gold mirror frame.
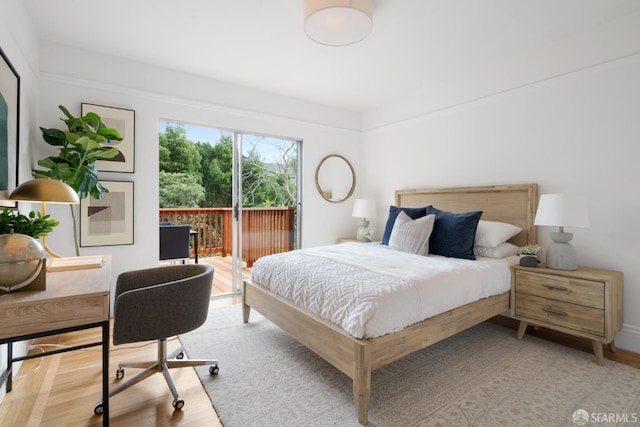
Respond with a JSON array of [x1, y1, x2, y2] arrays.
[[315, 154, 356, 203]]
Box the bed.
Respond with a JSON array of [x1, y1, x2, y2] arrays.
[[242, 183, 538, 425]]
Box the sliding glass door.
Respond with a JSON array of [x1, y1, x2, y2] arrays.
[[231, 132, 301, 293], [159, 121, 301, 296]]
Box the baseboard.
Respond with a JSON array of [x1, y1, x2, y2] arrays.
[[493, 314, 640, 356], [615, 324, 640, 354]]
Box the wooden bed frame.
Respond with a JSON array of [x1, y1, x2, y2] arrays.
[[242, 183, 538, 425]]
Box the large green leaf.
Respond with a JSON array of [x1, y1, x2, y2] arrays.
[[65, 117, 85, 132], [74, 136, 101, 152], [59, 104, 73, 119], [97, 127, 123, 140], [83, 112, 103, 131], [99, 147, 120, 156], [40, 127, 67, 146]]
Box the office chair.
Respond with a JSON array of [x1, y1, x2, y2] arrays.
[[94, 264, 217, 414], [159, 224, 192, 263]]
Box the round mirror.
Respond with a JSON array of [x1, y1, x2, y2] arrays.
[[315, 154, 355, 203]]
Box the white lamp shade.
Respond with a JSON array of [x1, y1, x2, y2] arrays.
[[304, 0, 373, 46], [352, 199, 376, 219], [534, 194, 590, 228]]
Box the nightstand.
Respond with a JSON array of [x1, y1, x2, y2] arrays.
[[510, 264, 623, 365], [337, 238, 378, 244], [337, 238, 361, 244]]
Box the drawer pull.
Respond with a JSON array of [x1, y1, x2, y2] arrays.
[[543, 284, 569, 291], [543, 307, 568, 316]]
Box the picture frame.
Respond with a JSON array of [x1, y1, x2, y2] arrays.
[[81, 103, 135, 173], [0, 46, 20, 208], [80, 180, 134, 247]]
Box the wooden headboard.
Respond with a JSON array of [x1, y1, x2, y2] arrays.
[[395, 183, 538, 247]]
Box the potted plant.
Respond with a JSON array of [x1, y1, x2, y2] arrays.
[[33, 105, 122, 254], [0, 208, 59, 237], [518, 244, 542, 267]]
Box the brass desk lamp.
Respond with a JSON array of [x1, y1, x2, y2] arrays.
[[10, 178, 79, 257]]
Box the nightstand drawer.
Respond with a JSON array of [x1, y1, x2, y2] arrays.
[[514, 293, 604, 336], [514, 270, 604, 309]]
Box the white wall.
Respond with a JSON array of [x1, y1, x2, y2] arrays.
[[36, 43, 363, 313], [0, 0, 41, 404], [360, 53, 640, 352]]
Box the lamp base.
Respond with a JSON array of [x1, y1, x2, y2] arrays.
[[17, 261, 47, 291], [356, 219, 370, 242], [546, 231, 577, 270]]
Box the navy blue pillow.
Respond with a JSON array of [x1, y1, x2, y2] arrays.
[[426, 206, 482, 260], [381, 205, 429, 245]]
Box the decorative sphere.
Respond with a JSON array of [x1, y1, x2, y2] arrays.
[[0, 233, 46, 292]]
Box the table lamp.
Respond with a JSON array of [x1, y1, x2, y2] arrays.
[[9, 178, 80, 257], [534, 194, 590, 270], [352, 198, 376, 242]]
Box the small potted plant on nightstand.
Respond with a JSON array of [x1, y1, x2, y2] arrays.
[[518, 244, 542, 267]]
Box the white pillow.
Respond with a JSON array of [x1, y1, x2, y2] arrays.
[[474, 220, 522, 248], [474, 242, 519, 259], [388, 212, 435, 256]]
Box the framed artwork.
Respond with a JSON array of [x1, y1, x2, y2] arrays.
[[80, 180, 134, 247], [81, 103, 135, 173], [0, 46, 20, 208]]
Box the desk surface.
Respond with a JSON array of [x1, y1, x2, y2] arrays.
[[0, 255, 111, 340]]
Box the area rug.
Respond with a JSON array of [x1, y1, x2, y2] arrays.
[[179, 304, 640, 427]]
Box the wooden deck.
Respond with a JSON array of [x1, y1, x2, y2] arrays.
[[162, 255, 250, 296], [203, 255, 251, 295]]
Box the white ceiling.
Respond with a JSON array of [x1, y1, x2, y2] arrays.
[[23, 0, 640, 113]]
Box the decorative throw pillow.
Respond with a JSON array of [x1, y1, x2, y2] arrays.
[[425, 206, 482, 260], [473, 242, 519, 259], [381, 205, 429, 245], [388, 212, 436, 255], [474, 220, 522, 248]]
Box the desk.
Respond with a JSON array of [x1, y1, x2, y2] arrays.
[[0, 255, 111, 426]]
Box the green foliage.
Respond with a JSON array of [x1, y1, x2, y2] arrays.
[[34, 105, 122, 200], [159, 171, 205, 208], [518, 244, 542, 255], [198, 136, 232, 207], [159, 125, 202, 179], [0, 208, 59, 238], [158, 125, 297, 209], [242, 142, 297, 207]]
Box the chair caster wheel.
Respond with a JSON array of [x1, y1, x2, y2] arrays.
[[173, 398, 185, 411], [209, 365, 219, 375], [94, 401, 104, 415], [116, 367, 125, 380]]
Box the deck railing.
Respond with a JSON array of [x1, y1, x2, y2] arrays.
[[159, 207, 295, 267]]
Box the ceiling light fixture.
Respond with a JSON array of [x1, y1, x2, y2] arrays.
[[304, 0, 373, 46]]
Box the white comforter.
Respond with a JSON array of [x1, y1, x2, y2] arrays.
[[250, 242, 516, 339]]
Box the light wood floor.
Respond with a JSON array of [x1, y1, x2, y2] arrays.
[[2, 295, 638, 426], [0, 297, 239, 427]]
